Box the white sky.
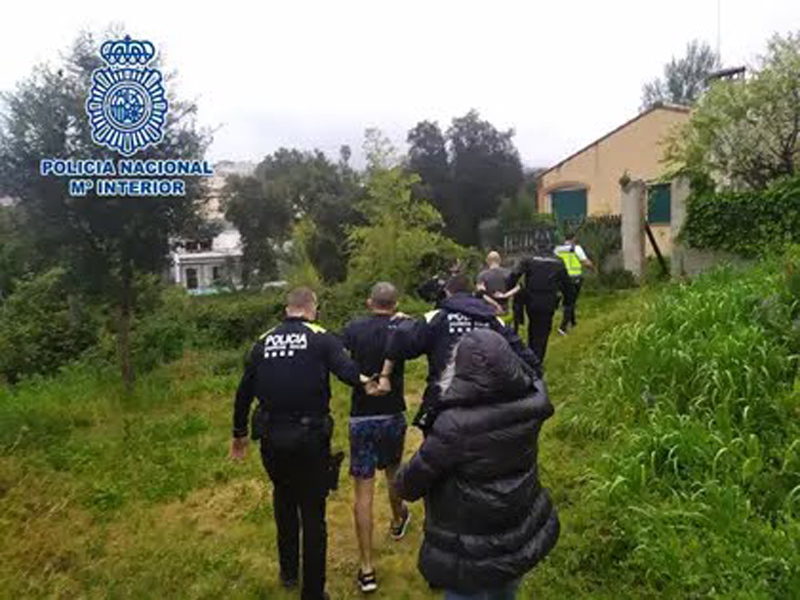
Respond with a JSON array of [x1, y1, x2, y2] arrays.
[[2, 1, 798, 168]]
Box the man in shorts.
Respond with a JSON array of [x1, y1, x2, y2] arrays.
[[341, 282, 411, 593]]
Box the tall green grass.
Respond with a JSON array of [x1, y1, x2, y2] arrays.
[[558, 257, 800, 597]]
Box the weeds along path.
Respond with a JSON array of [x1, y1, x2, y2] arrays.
[[0, 289, 648, 599]]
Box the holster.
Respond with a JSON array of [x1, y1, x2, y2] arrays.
[[326, 451, 345, 492]]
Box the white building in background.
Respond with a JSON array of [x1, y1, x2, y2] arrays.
[[169, 160, 255, 294]]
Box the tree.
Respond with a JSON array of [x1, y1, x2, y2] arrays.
[[347, 166, 464, 294], [407, 121, 454, 235], [0, 29, 211, 389], [666, 32, 800, 190], [223, 147, 360, 285], [641, 40, 721, 110], [447, 110, 523, 246], [406, 111, 523, 247], [222, 174, 292, 286]]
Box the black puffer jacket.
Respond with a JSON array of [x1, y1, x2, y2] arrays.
[[395, 328, 559, 594]]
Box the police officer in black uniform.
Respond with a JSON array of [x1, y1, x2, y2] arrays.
[[231, 287, 372, 600], [507, 241, 575, 363], [377, 274, 540, 432]]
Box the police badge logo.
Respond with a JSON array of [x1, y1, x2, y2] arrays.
[[85, 36, 168, 157]]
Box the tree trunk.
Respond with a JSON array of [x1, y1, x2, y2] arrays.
[[118, 264, 135, 392]]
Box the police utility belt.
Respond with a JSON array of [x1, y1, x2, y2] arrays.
[[252, 408, 344, 492]]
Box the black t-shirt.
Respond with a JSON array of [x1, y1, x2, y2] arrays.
[[342, 314, 407, 417], [477, 267, 511, 311]]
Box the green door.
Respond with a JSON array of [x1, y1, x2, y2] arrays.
[[648, 183, 671, 224], [551, 188, 587, 227]]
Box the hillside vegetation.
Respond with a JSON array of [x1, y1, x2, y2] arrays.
[[1, 255, 798, 599]]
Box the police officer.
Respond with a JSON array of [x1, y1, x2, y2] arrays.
[[555, 232, 594, 334], [230, 287, 372, 600], [507, 241, 575, 363], [377, 274, 540, 432]]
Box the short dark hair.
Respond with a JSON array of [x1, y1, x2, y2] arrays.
[[370, 281, 398, 309], [445, 273, 473, 295], [286, 287, 317, 311]]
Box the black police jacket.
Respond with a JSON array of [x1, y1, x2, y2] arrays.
[[386, 293, 540, 417], [508, 254, 575, 311], [232, 316, 361, 437], [395, 329, 559, 594]]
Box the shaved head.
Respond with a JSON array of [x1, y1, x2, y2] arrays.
[[286, 287, 317, 312], [369, 281, 398, 310]]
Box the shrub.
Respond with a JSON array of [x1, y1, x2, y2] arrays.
[[576, 214, 622, 273], [559, 253, 800, 595], [682, 175, 800, 257], [186, 291, 284, 348], [0, 269, 98, 383]]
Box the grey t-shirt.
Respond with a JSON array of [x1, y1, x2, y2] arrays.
[[477, 267, 511, 311]]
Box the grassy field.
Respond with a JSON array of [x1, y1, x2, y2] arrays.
[[0, 289, 698, 599]]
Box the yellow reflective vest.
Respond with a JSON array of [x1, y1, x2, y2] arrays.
[[555, 244, 583, 277]]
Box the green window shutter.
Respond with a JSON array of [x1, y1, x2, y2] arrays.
[[551, 188, 587, 228], [648, 184, 671, 224]]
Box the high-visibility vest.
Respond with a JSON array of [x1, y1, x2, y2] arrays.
[[556, 244, 583, 277]]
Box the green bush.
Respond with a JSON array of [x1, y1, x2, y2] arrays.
[[576, 214, 622, 272], [0, 269, 98, 383], [559, 252, 800, 595], [186, 291, 285, 348], [682, 175, 800, 257]]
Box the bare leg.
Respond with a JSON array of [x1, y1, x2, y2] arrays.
[[353, 477, 375, 573], [384, 464, 405, 526]]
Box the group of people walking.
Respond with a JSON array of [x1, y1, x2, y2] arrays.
[[230, 235, 592, 600]]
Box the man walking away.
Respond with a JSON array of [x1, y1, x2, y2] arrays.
[[341, 282, 411, 594], [230, 287, 372, 600], [507, 242, 574, 363], [476, 251, 513, 317], [554, 232, 594, 334], [395, 328, 559, 599], [380, 274, 540, 432]]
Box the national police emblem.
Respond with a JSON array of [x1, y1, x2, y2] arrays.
[[85, 36, 168, 157]]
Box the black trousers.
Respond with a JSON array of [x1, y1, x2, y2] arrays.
[[525, 298, 557, 362], [260, 423, 330, 600], [560, 277, 584, 331]]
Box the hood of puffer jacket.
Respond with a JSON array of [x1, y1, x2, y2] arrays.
[[440, 293, 498, 321], [440, 328, 538, 407]]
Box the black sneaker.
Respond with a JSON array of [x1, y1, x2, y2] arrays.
[[391, 506, 411, 540], [357, 569, 378, 593]]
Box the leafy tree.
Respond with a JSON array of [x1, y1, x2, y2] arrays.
[[666, 32, 800, 190], [347, 166, 464, 294], [407, 121, 453, 232], [447, 110, 523, 246], [223, 147, 360, 285], [222, 173, 291, 287], [641, 40, 721, 110], [407, 110, 523, 246], [0, 29, 210, 388]]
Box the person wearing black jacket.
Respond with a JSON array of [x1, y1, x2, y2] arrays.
[[395, 328, 559, 599], [507, 244, 575, 362], [230, 287, 372, 600], [379, 274, 540, 432]]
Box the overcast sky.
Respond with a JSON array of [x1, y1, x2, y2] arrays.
[[2, 1, 798, 168]]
